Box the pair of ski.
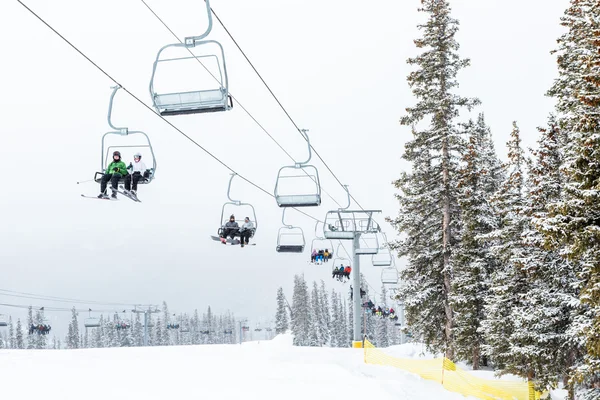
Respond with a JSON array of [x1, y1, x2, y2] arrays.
[[210, 236, 256, 246], [81, 187, 141, 202]]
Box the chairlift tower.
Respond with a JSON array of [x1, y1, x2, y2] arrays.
[[323, 186, 381, 348], [132, 306, 160, 346]]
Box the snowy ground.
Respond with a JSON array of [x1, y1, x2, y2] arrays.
[[1, 334, 566, 400]]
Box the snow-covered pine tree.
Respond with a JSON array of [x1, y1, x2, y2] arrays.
[[319, 281, 331, 346], [506, 116, 581, 391], [26, 306, 34, 349], [191, 309, 201, 345], [376, 285, 389, 348], [34, 309, 47, 349], [275, 287, 289, 334], [133, 313, 143, 347], [329, 291, 339, 347], [8, 316, 15, 349], [154, 317, 164, 346], [68, 307, 79, 349], [480, 122, 528, 373], [83, 329, 88, 348], [52, 336, 57, 350], [291, 274, 311, 346], [544, 1, 600, 395], [341, 297, 349, 347], [309, 281, 321, 346], [451, 114, 501, 369], [162, 301, 170, 346], [15, 318, 24, 349], [389, 0, 479, 359]]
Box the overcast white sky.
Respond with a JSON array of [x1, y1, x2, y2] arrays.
[[0, 0, 568, 338]]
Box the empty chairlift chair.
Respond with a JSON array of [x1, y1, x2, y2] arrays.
[[94, 86, 157, 187], [274, 129, 322, 207], [371, 233, 393, 267], [276, 209, 305, 253], [355, 231, 380, 255], [381, 267, 400, 285], [0, 314, 7, 327], [149, 0, 232, 116]]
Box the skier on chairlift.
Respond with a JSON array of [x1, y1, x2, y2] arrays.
[[220, 215, 240, 244], [124, 152, 150, 200], [99, 151, 127, 199], [239, 216, 255, 248]]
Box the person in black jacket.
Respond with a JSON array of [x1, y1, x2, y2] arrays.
[[220, 215, 239, 243]]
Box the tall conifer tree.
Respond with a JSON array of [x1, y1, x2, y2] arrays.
[[390, 0, 479, 358]]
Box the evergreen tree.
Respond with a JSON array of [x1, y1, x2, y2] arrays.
[[390, 0, 479, 359], [8, 316, 15, 349], [26, 306, 34, 349], [275, 287, 289, 334], [329, 291, 340, 347], [347, 297, 353, 347], [15, 318, 24, 349], [34, 309, 47, 349], [161, 301, 170, 346], [309, 282, 320, 346], [291, 274, 311, 346], [133, 313, 143, 347], [544, 0, 600, 394], [67, 307, 79, 349], [480, 123, 528, 373], [451, 114, 501, 369], [318, 281, 331, 346], [506, 117, 580, 390], [154, 317, 164, 346], [376, 285, 389, 348]]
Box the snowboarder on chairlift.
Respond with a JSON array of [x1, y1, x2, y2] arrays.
[[220, 215, 240, 244], [239, 216, 254, 248], [99, 151, 127, 199], [124, 152, 151, 200]]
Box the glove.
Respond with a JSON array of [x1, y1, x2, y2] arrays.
[[127, 163, 133, 170], [114, 167, 120, 173]]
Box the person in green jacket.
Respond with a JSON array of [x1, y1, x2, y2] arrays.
[[98, 151, 128, 199]]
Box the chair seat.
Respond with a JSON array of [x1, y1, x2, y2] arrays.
[[155, 89, 230, 115], [324, 231, 355, 240], [355, 248, 378, 255], [276, 245, 305, 253], [276, 194, 321, 207]]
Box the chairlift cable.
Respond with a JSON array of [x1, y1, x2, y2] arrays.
[[16, 0, 384, 295], [140, 0, 343, 209], [16, 0, 322, 225], [206, 2, 368, 211]]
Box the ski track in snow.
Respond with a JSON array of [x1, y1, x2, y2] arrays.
[[0, 334, 499, 400]]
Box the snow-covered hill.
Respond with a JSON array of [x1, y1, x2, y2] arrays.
[[0, 333, 467, 400]]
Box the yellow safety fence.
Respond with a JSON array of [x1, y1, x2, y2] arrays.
[[363, 340, 541, 400]]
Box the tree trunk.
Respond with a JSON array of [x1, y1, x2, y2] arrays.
[[472, 343, 480, 370], [442, 129, 454, 360]]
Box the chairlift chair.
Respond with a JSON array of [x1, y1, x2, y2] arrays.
[[94, 86, 157, 186], [310, 221, 334, 261], [217, 173, 257, 240], [322, 186, 381, 240], [0, 314, 7, 327], [276, 209, 305, 253], [274, 129, 322, 207], [84, 318, 101, 328], [149, 0, 232, 116], [381, 267, 400, 285], [355, 232, 380, 255], [372, 233, 394, 267]]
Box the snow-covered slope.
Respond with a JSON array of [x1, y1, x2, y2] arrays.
[[1, 334, 476, 400]]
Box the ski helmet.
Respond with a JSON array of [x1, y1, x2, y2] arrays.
[[113, 151, 121, 158], [134, 152, 142, 159]]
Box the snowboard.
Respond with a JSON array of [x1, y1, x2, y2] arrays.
[[210, 236, 256, 246]]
